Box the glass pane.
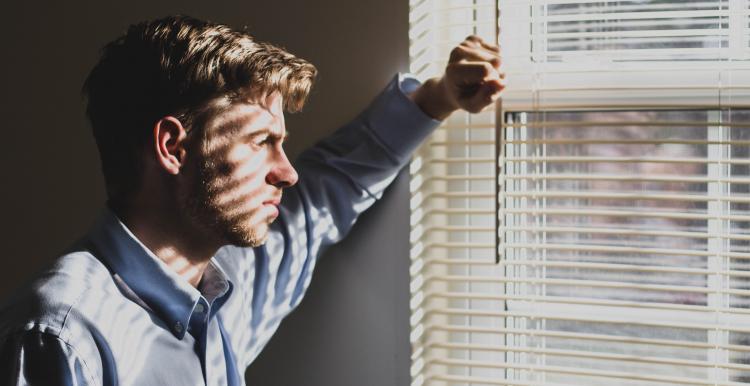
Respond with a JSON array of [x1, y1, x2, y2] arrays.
[[501, 109, 750, 385]]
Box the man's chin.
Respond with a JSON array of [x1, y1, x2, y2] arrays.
[[223, 222, 271, 248]]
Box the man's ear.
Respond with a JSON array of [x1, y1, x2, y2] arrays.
[[153, 116, 189, 175]]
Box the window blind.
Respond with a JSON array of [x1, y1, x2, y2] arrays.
[[409, 0, 750, 385]]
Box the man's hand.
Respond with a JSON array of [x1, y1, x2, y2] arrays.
[[410, 35, 505, 120]]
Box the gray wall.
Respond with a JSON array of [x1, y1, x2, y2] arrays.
[[0, 1, 413, 384]]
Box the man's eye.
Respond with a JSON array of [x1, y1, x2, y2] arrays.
[[253, 135, 271, 146]]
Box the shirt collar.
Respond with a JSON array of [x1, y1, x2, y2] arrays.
[[86, 207, 233, 339]]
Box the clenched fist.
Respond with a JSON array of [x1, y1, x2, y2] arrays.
[[410, 35, 505, 120]]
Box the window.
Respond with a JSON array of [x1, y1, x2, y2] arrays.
[[409, 0, 750, 385]]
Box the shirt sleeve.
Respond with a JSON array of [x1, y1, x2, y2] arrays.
[[0, 330, 96, 386]]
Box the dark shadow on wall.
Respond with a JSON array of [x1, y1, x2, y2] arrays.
[[0, 0, 411, 385]]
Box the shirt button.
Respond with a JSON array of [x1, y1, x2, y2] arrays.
[[174, 322, 183, 334], [195, 303, 205, 313]]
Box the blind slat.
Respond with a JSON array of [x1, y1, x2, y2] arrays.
[[502, 174, 750, 185], [426, 341, 750, 371], [424, 274, 750, 297], [427, 374, 560, 386], [502, 191, 750, 204], [423, 291, 750, 316], [427, 358, 749, 386], [500, 208, 750, 221], [423, 308, 750, 334], [421, 324, 750, 353], [422, 258, 750, 277], [503, 156, 750, 164]]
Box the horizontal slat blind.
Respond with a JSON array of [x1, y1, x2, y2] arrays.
[[410, 0, 750, 385], [409, 0, 501, 385], [498, 0, 750, 110]]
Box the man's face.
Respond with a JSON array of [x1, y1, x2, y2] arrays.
[[179, 92, 298, 247]]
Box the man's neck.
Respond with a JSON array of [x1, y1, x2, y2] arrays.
[[114, 204, 221, 288]]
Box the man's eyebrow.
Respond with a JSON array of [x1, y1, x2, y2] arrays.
[[214, 119, 281, 140], [245, 128, 288, 142]]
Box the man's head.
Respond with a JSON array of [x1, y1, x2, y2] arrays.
[[83, 15, 316, 247]]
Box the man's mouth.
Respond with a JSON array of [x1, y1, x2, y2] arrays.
[[262, 196, 281, 206], [262, 196, 282, 218]]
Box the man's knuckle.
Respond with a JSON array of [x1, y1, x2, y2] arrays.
[[450, 45, 468, 60]]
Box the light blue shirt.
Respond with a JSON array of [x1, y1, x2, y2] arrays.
[[0, 74, 440, 386]]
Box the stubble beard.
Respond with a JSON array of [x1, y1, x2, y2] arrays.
[[180, 161, 273, 248]]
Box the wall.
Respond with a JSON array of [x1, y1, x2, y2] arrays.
[[0, 1, 413, 384]]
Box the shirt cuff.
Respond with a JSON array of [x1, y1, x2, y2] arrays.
[[361, 73, 442, 163]]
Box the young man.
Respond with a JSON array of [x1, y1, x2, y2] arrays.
[[0, 15, 503, 385]]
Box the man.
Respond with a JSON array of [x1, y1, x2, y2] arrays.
[[0, 15, 503, 385]]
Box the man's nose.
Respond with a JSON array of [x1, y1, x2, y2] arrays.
[[266, 148, 298, 188]]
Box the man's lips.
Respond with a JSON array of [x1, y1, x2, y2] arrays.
[[262, 197, 281, 206], [262, 196, 282, 218]]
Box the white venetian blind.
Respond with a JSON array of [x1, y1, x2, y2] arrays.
[[409, 0, 750, 385]]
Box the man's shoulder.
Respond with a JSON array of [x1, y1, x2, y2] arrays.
[[0, 249, 115, 340], [0, 249, 120, 384]]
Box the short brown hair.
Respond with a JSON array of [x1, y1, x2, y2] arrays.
[[82, 15, 317, 210]]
